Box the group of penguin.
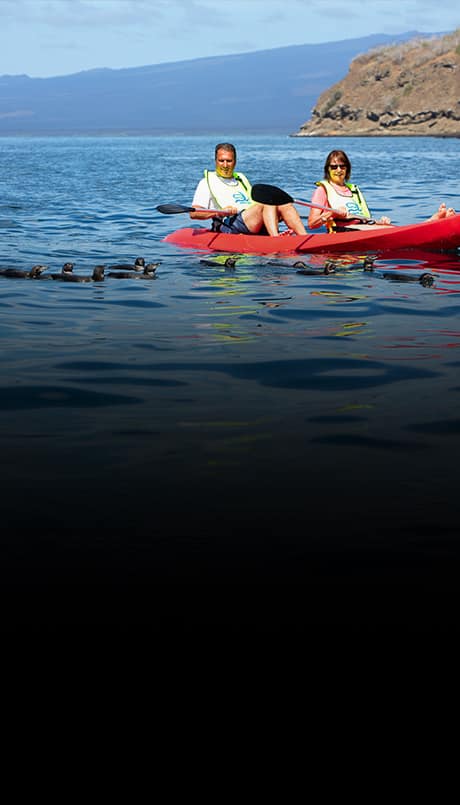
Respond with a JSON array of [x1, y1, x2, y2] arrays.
[[199, 254, 434, 285], [0, 253, 435, 287], [0, 257, 160, 282]]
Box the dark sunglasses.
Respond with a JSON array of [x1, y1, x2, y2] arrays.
[[329, 164, 346, 170]]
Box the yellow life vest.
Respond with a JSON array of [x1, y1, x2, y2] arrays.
[[316, 180, 371, 226], [204, 170, 253, 211]]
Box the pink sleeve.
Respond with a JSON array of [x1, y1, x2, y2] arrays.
[[308, 185, 328, 228], [311, 186, 327, 206]]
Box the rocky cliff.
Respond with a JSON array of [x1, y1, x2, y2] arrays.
[[293, 29, 460, 137]]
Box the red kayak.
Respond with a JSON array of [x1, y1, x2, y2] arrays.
[[164, 214, 460, 256]]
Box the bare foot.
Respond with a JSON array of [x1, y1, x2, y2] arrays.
[[431, 203, 447, 220], [430, 203, 456, 221]]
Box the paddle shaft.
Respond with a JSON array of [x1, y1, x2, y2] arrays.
[[293, 197, 373, 223]]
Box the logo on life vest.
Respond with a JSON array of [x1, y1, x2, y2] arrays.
[[233, 191, 250, 204], [345, 200, 362, 215]]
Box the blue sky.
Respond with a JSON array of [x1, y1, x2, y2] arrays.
[[0, 0, 458, 78]]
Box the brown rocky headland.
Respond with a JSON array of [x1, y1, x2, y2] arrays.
[[293, 29, 460, 137]]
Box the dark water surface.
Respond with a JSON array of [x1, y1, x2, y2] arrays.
[[1, 135, 460, 632]]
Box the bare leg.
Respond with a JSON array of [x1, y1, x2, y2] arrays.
[[241, 203, 266, 233], [243, 201, 307, 236], [277, 203, 307, 235], [262, 204, 282, 237], [243, 202, 293, 237]]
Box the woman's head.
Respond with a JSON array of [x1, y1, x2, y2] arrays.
[[323, 150, 351, 181]]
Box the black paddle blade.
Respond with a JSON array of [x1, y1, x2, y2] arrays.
[[251, 183, 294, 206], [156, 203, 194, 214]]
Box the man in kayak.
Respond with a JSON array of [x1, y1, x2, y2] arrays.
[[308, 149, 455, 231], [190, 142, 307, 237]]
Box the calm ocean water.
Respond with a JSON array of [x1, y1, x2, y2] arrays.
[[1, 134, 460, 631]]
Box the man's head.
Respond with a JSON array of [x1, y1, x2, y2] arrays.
[[215, 143, 236, 178]]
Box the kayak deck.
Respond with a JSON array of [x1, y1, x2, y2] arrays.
[[164, 215, 460, 256]]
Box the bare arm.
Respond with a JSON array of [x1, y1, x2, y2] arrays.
[[307, 187, 346, 229], [189, 205, 238, 221]]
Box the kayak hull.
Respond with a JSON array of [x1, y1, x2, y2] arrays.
[[164, 215, 460, 256]]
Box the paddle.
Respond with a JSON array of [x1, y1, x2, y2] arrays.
[[251, 183, 375, 225], [156, 203, 223, 215]]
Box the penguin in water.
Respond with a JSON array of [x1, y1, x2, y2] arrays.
[[380, 270, 434, 286], [47, 262, 75, 280], [294, 260, 335, 276], [0, 264, 48, 279], [323, 260, 337, 274], [107, 262, 159, 279], [362, 257, 376, 271], [106, 257, 146, 271], [51, 265, 105, 282], [200, 257, 238, 268]]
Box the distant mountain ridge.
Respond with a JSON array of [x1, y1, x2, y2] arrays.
[[0, 32, 437, 135], [294, 29, 460, 137]]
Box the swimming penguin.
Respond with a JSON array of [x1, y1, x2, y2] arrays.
[[0, 264, 48, 278], [52, 265, 105, 282], [294, 260, 335, 276], [323, 260, 337, 274], [106, 257, 146, 271], [419, 273, 434, 287], [200, 256, 238, 268], [380, 270, 434, 286], [47, 262, 75, 280], [107, 262, 159, 279]]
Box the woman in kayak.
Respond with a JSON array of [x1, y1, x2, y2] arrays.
[[190, 142, 307, 237], [308, 149, 455, 231], [308, 149, 391, 231]]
